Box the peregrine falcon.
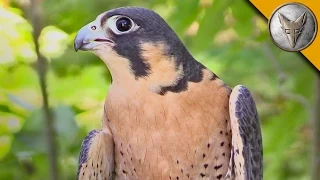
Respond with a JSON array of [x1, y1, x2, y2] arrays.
[[74, 7, 263, 180]]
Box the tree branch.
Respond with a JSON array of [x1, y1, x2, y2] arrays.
[[262, 43, 312, 116], [27, 0, 58, 180]]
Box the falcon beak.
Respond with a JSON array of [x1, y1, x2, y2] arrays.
[[74, 23, 114, 52]]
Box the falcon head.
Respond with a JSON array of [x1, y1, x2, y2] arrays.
[[74, 7, 210, 94]]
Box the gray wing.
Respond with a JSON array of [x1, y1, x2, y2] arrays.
[[77, 129, 114, 180], [226, 85, 263, 180]]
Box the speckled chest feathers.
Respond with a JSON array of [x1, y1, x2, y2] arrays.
[[104, 66, 232, 180]]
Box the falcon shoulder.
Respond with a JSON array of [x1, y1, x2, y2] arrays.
[[226, 85, 263, 180], [77, 129, 114, 180]]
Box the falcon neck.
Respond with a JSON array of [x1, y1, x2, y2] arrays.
[[109, 57, 209, 96], [96, 41, 207, 95]]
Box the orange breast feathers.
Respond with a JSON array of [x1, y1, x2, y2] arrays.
[[103, 76, 232, 178]]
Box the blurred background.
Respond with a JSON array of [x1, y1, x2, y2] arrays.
[[0, 0, 319, 179]]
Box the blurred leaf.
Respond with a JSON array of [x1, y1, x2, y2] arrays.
[[0, 7, 35, 65], [48, 65, 109, 108], [231, 1, 256, 38], [168, 0, 200, 36], [0, 112, 22, 134], [0, 135, 12, 160], [54, 105, 79, 152], [7, 94, 34, 110], [0, 65, 38, 89], [39, 26, 70, 59], [12, 109, 47, 153], [75, 108, 103, 130], [192, 0, 231, 51]]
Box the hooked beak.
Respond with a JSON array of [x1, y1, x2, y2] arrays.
[[74, 23, 113, 52]]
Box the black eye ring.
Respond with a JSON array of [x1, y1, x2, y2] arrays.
[[116, 17, 132, 32]]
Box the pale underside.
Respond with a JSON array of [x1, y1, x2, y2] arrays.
[[76, 72, 262, 180], [105, 70, 232, 180]]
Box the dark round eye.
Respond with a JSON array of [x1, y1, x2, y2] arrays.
[[116, 17, 132, 32]]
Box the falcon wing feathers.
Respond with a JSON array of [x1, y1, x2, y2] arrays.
[[227, 85, 263, 180], [77, 129, 114, 180]]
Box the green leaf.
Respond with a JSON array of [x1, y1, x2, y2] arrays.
[[0, 135, 12, 160], [231, 1, 256, 37], [54, 105, 79, 152], [192, 0, 232, 51], [168, 0, 201, 36]]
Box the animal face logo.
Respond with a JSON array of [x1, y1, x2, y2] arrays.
[[269, 3, 317, 52], [278, 12, 307, 48]]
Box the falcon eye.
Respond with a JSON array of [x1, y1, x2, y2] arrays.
[[107, 15, 139, 35], [116, 17, 132, 32]]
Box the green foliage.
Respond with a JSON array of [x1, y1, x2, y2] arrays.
[[0, 0, 316, 179]]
